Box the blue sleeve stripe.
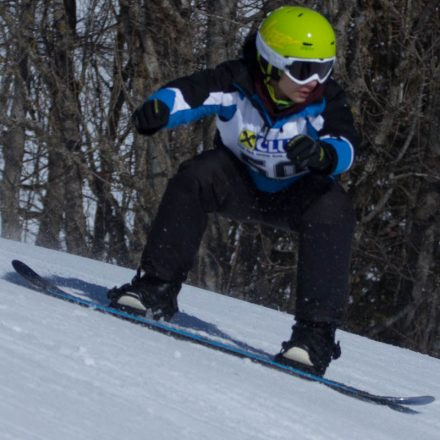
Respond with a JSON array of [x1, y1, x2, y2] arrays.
[[321, 136, 354, 175], [147, 88, 236, 129], [167, 104, 236, 128]]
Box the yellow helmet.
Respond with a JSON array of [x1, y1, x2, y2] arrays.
[[257, 6, 336, 85]]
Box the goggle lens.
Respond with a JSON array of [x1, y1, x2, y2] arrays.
[[286, 59, 334, 84]]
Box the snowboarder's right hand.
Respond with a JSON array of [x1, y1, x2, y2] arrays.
[[132, 99, 169, 135], [285, 135, 335, 174]]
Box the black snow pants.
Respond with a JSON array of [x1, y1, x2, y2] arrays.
[[141, 147, 355, 325]]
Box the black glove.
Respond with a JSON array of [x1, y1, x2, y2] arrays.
[[132, 99, 169, 135], [285, 135, 336, 174]]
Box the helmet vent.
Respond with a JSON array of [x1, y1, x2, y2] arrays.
[[303, 42, 313, 46]]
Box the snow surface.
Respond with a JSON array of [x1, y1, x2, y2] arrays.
[[0, 237, 439, 440]]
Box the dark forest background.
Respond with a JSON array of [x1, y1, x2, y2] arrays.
[[1, 0, 439, 357]]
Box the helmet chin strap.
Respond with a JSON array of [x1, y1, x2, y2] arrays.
[[265, 81, 293, 108], [257, 54, 293, 108]]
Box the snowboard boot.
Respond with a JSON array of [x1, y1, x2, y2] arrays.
[[107, 270, 180, 321], [275, 320, 341, 377]]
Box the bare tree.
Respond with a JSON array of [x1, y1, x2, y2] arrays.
[[1, 0, 439, 357], [33, 0, 87, 254], [330, 0, 440, 356], [0, 0, 33, 240]]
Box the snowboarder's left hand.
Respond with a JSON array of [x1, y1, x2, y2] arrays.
[[285, 135, 335, 173]]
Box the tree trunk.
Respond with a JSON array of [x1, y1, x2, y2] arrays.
[[36, 0, 88, 254]]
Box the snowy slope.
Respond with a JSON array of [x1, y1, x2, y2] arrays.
[[0, 237, 439, 440]]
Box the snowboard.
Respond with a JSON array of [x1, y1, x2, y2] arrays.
[[11, 259, 435, 414]]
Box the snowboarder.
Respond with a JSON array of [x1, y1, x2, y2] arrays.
[[108, 5, 359, 377]]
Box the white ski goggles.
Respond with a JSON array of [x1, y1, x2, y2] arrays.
[[256, 33, 335, 85]]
